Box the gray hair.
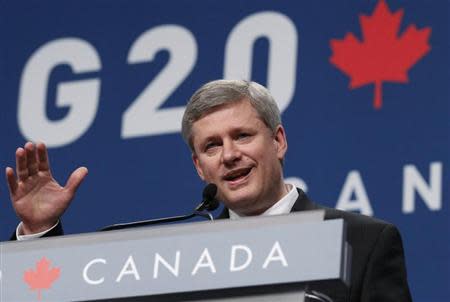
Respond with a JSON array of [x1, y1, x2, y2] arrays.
[[181, 79, 282, 150]]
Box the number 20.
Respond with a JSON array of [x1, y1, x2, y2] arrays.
[[18, 11, 298, 147]]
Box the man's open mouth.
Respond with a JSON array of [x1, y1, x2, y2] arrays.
[[223, 167, 253, 182]]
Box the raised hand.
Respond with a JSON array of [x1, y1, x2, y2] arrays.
[[5, 142, 88, 235]]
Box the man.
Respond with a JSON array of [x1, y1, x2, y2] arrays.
[[6, 80, 412, 301]]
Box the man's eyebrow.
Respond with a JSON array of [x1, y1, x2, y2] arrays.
[[198, 135, 219, 145], [231, 125, 254, 133]]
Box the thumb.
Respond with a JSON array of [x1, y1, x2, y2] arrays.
[[65, 167, 88, 194]]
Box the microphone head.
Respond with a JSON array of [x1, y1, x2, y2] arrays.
[[202, 183, 219, 211], [202, 183, 217, 201]]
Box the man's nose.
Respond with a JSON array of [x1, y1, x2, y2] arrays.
[[221, 140, 241, 165]]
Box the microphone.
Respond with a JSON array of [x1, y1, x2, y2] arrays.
[[195, 183, 219, 211], [100, 183, 219, 231]]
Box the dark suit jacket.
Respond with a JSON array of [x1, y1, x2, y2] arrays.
[[12, 189, 412, 302], [218, 189, 412, 302]]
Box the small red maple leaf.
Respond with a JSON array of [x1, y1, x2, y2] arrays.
[[329, 0, 431, 109], [24, 257, 60, 301]]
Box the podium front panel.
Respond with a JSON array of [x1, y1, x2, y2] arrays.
[[0, 211, 348, 301]]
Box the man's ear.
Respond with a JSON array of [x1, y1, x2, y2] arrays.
[[274, 125, 288, 160], [192, 153, 206, 181]]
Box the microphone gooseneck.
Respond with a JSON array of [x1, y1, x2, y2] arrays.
[[100, 183, 219, 231]]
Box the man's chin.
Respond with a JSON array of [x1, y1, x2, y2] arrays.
[[221, 192, 258, 212]]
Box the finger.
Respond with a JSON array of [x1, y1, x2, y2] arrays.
[[15, 147, 28, 181], [36, 142, 50, 172], [65, 167, 88, 194], [5, 167, 18, 195], [25, 142, 38, 176]]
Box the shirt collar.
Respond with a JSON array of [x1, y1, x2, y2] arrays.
[[228, 184, 298, 220]]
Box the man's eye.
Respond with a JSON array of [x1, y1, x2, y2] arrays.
[[238, 133, 250, 139], [204, 142, 218, 151]]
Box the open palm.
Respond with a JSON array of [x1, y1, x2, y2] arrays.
[[6, 142, 87, 234]]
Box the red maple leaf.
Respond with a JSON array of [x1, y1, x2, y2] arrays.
[[329, 0, 431, 109], [24, 257, 60, 301]]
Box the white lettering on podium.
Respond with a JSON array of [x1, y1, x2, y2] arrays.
[[83, 258, 106, 285], [230, 245, 253, 272], [403, 162, 442, 213], [262, 241, 288, 269], [82, 240, 292, 285], [191, 248, 216, 275], [153, 251, 180, 278], [116, 255, 140, 282], [336, 170, 373, 216]]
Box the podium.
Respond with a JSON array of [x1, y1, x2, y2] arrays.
[[0, 210, 351, 301]]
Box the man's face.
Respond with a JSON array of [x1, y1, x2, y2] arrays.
[[191, 100, 288, 216]]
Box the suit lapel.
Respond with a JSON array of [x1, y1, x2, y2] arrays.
[[291, 188, 319, 212], [217, 207, 230, 219]]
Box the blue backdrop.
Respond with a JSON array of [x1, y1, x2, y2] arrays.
[[0, 1, 448, 301]]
